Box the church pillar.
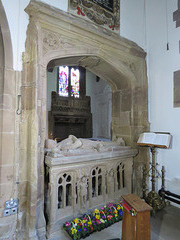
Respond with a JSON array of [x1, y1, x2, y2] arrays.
[[20, 18, 46, 240]]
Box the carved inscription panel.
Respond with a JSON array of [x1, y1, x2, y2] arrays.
[[91, 0, 114, 12], [69, 0, 120, 32]]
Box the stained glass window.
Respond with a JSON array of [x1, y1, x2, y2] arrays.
[[71, 68, 80, 98], [58, 66, 69, 97], [58, 66, 81, 98]]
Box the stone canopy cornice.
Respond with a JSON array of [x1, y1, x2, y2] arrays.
[[25, 0, 146, 59]]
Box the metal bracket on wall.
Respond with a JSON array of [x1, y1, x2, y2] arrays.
[[4, 198, 18, 217]]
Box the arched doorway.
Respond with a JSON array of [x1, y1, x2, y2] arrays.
[[21, 1, 149, 239]]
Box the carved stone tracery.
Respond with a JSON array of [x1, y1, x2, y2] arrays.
[[45, 147, 136, 238]]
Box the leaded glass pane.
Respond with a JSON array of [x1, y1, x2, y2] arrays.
[[71, 68, 80, 98], [59, 66, 69, 97]]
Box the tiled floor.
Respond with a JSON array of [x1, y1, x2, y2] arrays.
[[49, 205, 180, 240]]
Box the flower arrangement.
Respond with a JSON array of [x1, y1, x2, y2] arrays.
[[63, 203, 123, 240]]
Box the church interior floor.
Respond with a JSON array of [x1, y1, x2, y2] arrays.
[[49, 205, 180, 240]]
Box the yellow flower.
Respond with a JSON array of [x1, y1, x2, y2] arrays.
[[94, 208, 99, 214], [74, 218, 79, 224], [71, 228, 77, 235], [96, 214, 100, 219], [82, 219, 86, 224], [117, 205, 121, 210], [115, 214, 118, 217], [88, 221, 92, 226]]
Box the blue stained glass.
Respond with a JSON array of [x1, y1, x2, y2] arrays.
[[59, 66, 69, 97], [58, 66, 80, 98], [71, 68, 80, 98]]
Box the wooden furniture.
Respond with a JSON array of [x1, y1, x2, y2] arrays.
[[137, 132, 171, 211], [121, 194, 152, 240], [48, 91, 92, 142]]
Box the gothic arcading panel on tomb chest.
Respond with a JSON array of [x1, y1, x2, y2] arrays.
[[45, 154, 134, 233]]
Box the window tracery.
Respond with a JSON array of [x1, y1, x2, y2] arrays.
[[117, 163, 125, 190], [91, 166, 102, 197], [58, 66, 85, 98], [58, 173, 72, 209]]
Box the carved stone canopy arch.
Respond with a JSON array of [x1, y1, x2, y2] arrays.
[[20, 0, 149, 239], [47, 55, 131, 91]]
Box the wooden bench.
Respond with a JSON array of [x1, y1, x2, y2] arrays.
[[121, 194, 153, 240]]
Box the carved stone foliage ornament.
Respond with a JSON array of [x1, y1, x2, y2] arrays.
[[42, 30, 74, 55], [69, 0, 120, 32]]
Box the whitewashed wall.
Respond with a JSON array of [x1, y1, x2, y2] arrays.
[[120, 0, 147, 50], [2, 0, 180, 202], [121, 0, 180, 201], [1, 0, 68, 71], [146, 0, 180, 197]]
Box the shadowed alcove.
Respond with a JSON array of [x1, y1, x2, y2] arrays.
[[47, 56, 113, 142]]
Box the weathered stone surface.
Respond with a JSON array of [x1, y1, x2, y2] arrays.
[[132, 87, 148, 111], [22, 86, 36, 110], [3, 69, 15, 96], [0, 165, 14, 184], [0, 94, 13, 110], [121, 89, 132, 112], [1, 109, 15, 132], [1, 133, 15, 165], [112, 91, 121, 118], [0, 214, 16, 240], [131, 110, 149, 127], [119, 111, 131, 126]]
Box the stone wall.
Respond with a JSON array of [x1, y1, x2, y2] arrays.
[[0, 1, 18, 239]]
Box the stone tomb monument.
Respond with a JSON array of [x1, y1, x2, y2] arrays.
[[45, 135, 137, 238], [10, 0, 149, 238]]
